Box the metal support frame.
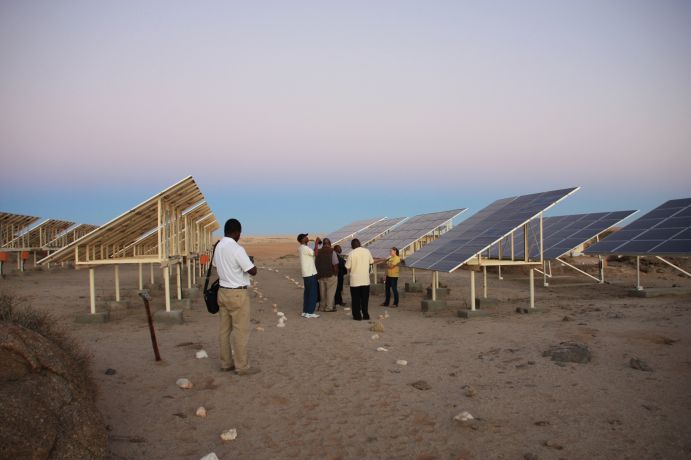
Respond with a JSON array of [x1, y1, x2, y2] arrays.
[[636, 256, 643, 291], [176, 263, 182, 300], [164, 266, 171, 311], [529, 269, 535, 309], [431, 271, 437, 301], [89, 268, 96, 314], [114, 265, 120, 302], [655, 256, 691, 278], [138, 263, 143, 290], [470, 270, 476, 311], [553, 257, 601, 283], [482, 266, 487, 298]]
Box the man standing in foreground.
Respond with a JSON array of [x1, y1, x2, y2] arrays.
[[345, 238, 374, 321], [297, 233, 320, 318], [214, 218, 260, 375]]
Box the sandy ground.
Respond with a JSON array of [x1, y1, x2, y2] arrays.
[[1, 236, 690, 460]]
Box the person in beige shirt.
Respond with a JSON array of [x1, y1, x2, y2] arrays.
[[345, 238, 374, 321]]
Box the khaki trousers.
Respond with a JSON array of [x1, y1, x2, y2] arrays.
[[218, 288, 251, 370], [318, 276, 337, 311]]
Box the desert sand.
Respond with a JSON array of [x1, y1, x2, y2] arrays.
[[1, 236, 690, 459]]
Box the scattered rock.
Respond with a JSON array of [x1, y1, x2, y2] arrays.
[[396, 359, 408, 366], [410, 380, 431, 391], [200, 453, 219, 460], [195, 350, 209, 359], [629, 357, 653, 372], [276, 322, 286, 328], [534, 420, 550, 426], [515, 307, 529, 314], [376, 347, 388, 352], [176, 378, 193, 389], [371, 334, 380, 340], [561, 316, 573, 322], [453, 411, 474, 422], [196, 407, 207, 417], [256, 326, 265, 332], [370, 321, 385, 333], [172, 412, 186, 419], [543, 440, 564, 450], [344, 307, 351, 311], [542, 342, 591, 364], [463, 385, 477, 397], [105, 368, 117, 375], [524, 453, 538, 460], [220, 428, 238, 441]]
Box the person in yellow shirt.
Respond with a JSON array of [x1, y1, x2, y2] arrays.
[[380, 247, 400, 307]]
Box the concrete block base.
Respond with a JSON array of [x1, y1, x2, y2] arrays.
[[370, 284, 384, 295], [475, 297, 498, 308], [75, 311, 110, 323], [405, 282, 423, 292], [457, 309, 490, 319], [182, 287, 200, 298], [421, 299, 448, 312], [629, 287, 691, 298], [171, 298, 192, 309], [107, 300, 131, 310], [426, 287, 449, 299], [154, 310, 184, 324]]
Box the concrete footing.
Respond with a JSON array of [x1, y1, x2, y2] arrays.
[[421, 299, 447, 312], [171, 298, 192, 309], [457, 309, 490, 318], [629, 287, 691, 298], [182, 287, 200, 298], [475, 297, 498, 308], [75, 311, 110, 323], [405, 282, 422, 292], [426, 287, 449, 299], [154, 310, 184, 324]]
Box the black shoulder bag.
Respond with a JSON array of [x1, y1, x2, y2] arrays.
[[203, 242, 220, 314]]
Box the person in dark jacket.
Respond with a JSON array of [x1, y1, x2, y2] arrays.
[[333, 244, 347, 306], [315, 238, 339, 312]]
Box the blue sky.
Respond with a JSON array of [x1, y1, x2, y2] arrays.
[[1, 0, 690, 234]]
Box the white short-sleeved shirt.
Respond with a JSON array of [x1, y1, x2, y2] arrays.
[[345, 247, 374, 287], [213, 237, 255, 288], [298, 244, 317, 277]]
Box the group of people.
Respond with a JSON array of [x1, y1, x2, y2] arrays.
[[210, 217, 403, 376], [298, 233, 401, 321]]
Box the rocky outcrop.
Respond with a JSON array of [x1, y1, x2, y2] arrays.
[[0, 323, 107, 459]]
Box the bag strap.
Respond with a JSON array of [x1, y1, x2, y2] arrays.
[[204, 241, 220, 293]]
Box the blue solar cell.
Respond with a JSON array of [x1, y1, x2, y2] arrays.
[[585, 198, 691, 256]]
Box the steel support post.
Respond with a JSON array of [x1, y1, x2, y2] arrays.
[[89, 268, 96, 314], [529, 268, 535, 309], [114, 265, 120, 302], [470, 270, 476, 311], [164, 266, 171, 312]]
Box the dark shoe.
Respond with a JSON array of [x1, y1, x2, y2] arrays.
[[235, 367, 261, 376], [380, 302, 389, 307], [363, 316, 370, 320], [353, 317, 362, 321], [338, 303, 347, 306], [391, 305, 399, 308], [323, 308, 336, 312]]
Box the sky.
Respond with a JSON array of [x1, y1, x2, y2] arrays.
[[1, 0, 690, 235]]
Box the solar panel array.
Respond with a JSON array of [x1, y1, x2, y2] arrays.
[[490, 210, 637, 260], [584, 198, 691, 256], [366, 209, 467, 259], [325, 217, 384, 245], [341, 217, 407, 255], [405, 187, 579, 272], [0, 212, 40, 246]]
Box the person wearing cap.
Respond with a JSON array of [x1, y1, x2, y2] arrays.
[[345, 238, 374, 320], [213, 218, 260, 375], [315, 238, 339, 312], [333, 244, 347, 307], [297, 233, 320, 318]]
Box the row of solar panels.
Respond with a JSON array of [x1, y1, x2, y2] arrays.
[[325, 186, 691, 273], [0, 213, 98, 251]]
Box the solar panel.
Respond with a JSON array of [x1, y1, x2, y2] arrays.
[[405, 187, 579, 272], [584, 198, 691, 256], [341, 217, 407, 255], [366, 209, 467, 259], [325, 217, 385, 245], [490, 210, 637, 260], [0, 212, 40, 246]]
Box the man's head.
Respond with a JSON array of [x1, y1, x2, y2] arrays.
[[322, 238, 331, 247], [334, 244, 342, 254], [297, 233, 309, 244], [351, 238, 361, 249], [224, 218, 242, 241]]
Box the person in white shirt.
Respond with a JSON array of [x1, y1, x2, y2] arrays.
[[213, 218, 259, 375], [297, 233, 320, 318], [345, 238, 374, 321]]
